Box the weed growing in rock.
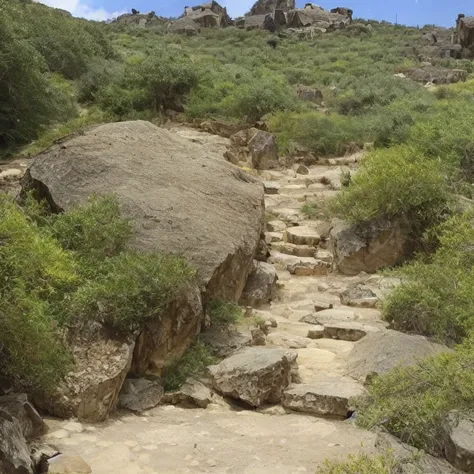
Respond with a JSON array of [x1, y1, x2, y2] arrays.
[[206, 300, 243, 327], [163, 341, 217, 392]]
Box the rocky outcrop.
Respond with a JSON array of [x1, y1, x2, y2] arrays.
[[131, 284, 203, 375], [442, 411, 474, 473], [0, 409, 34, 474], [169, 16, 201, 35], [287, 6, 351, 30], [405, 66, 468, 85], [184, 1, 232, 27], [249, 0, 295, 15], [22, 121, 264, 302], [209, 347, 297, 406], [296, 85, 323, 104], [282, 380, 366, 417], [119, 377, 164, 412], [0, 394, 47, 440], [346, 330, 452, 383], [240, 260, 278, 308], [330, 218, 409, 275], [34, 324, 135, 422]]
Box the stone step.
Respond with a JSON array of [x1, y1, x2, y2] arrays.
[[268, 251, 318, 269], [287, 260, 331, 276], [285, 226, 321, 246], [281, 380, 366, 418], [271, 242, 317, 258], [265, 232, 283, 243], [315, 307, 382, 322], [266, 220, 287, 233]]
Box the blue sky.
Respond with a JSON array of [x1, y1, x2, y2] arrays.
[[38, 0, 474, 27]]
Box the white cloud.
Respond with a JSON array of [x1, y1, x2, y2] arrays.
[[37, 0, 126, 21]]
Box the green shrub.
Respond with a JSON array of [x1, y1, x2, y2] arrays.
[[163, 341, 217, 392], [384, 211, 474, 344], [316, 453, 398, 474], [0, 3, 75, 150], [139, 49, 199, 112], [207, 300, 243, 327], [356, 335, 474, 455], [51, 195, 132, 264], [70, 251, 196, 331], [328, 146, 450, 232]]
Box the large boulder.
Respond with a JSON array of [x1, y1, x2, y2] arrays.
[[442, 411, 474, 473], [239, 260, 278, 308], [208, 347, 297, 406], [346, 330, 452, 383], [184, 1, 232, 27], [0, 409, 34, 474], [330, 218, 409, 276], [22, 121, 265, 302]]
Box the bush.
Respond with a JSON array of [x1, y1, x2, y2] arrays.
[[206, 300, 243, 327], [384, 211, 474, 344], [316, 453, 398, 474], [328, 146, 450, 232], [70, 250, 196, 331], [163, 341, 217, 392], [356, 335, 474, 455], [51, 194, 132, 265], [139, 49, 199, 112], [0, 3, 75, 150]]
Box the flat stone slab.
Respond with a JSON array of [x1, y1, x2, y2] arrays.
[[287, 260, 331, 276], [266, 332, 311, 349], [272, 242, 316, 258], [285, 226, 321, 246], [322, 322, 373, 342], [282, 381, 366, 418]]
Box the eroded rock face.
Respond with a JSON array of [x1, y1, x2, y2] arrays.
[[209, 347, 297, 406], [131, 284, 203, 375], [442, 411, 474, 473], [239, 260, 278, 308], [346, 330, 452, 383], [34, 324, 134, 422], [330, 218, 409, 275], [22, 121, 265, 302], [0, 409, 34, 474], [0, 394, 47, 440]]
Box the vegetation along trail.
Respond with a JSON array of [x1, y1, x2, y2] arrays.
[[2, 1, 474, 473]]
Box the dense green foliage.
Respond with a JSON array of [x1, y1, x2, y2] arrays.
[[356, 335, 474, 455], [206, 300, 243, 327], [0, 194, 195, 391], [163, 341, 217, 392], [384, 211, 474, 344]]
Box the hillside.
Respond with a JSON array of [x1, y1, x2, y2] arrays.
[[2, 1, 474, 473]]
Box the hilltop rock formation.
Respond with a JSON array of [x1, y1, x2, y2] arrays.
[[184, 1, 232, 27], [249, 0, 295, 16], [287, 6, 351, 30]]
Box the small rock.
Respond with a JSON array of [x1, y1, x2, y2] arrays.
[[299, 314, 321, 325], [296, 165, 309, 175], [267, 220, 286, 232], [240, 261, 278, 308], [257, 405, 287, 416], [47, 454, 92, 474], [263, 181, 280, 195], [265, 317, 278, 328], [442, 411, 474, 472], [340, 285, 379, 308], [287, 260, 330, 276], [119, 377, 164, 412], [323, 323, 368, 342], [307, 326, 325, 339], [251, 328, 267, 346]]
